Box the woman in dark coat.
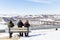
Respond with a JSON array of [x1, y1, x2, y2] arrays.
[[17, 20, 24, 36], [8, 20, 14, 38], [24, 20, 30, 37]]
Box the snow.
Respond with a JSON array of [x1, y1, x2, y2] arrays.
[[40, 18, 54, 21], [0, 28, 60, 40], [0, 33, 9, 37], [19, 29, 60, 40], [0, 24, 7, 30]]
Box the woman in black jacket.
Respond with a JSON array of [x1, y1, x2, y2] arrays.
[[17, 20, 24, 36], [24, 20, 30, 37]]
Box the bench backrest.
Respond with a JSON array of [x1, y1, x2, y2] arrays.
[[5, 27, 31, 33]]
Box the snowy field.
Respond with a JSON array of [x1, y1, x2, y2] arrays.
[[19, 29, 60, 40], [0, 28, 60, 40], [0, 24, 60, 40], [0, 24, 7, 30]]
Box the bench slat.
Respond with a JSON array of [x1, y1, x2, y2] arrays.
[[11, 30, 31, 33], [10, 28, 27, 30], [5, 28, 31, 33]]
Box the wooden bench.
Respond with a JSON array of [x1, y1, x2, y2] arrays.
[[5, 27, 31, 33], [5, 27, 31, 37]]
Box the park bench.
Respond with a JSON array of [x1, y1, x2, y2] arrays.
[[5, 27, 31, 37], [5, 27, 31, 33]]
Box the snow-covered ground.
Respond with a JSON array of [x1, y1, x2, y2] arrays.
[[19, 29, 60, 40], [0, 28, 60, 40], [0, 24, 7, 30]]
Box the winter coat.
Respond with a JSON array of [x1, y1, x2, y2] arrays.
[[8, 21, 14, 28], [17, 21, 24, 27], [24, 22, 30, 27]]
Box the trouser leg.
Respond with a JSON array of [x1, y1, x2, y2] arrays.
[[8, 27, 12, 38], [25, 27, 29, 36], [25, 32, 28, 36], [19, 32, 23, 36], [9, 32, 13, 38]]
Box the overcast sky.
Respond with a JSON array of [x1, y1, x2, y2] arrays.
[[0, 0, 60, 16]]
